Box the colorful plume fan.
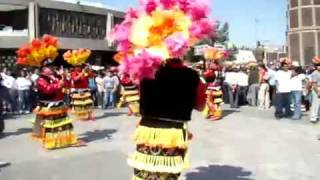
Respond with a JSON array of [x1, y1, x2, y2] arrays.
[[63, 48, 91, 66], [111, 0, 215, 82], [204, 48, 226, 61], [16, 34, 59, 67], [313, 56, 320, 65]]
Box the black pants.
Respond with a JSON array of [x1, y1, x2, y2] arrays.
[[239, 86, 248, 106], [0, 99, 4, 134], [222, 82, 229, 104], [274, 93, 291, 118], [269, 85, 276, 106], [228, 85, 239, 108]]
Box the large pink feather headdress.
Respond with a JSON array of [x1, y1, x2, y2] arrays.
[[111, 0, 215, 83]]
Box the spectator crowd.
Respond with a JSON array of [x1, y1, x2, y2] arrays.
[[1, 58, 320, 123], [221, 59, 314, 121], [0, 66, 121, 115]]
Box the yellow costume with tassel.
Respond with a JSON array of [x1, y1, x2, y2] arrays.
[[111, 0, 214, 178]]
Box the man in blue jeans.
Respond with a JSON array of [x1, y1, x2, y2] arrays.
[[274, 59, 292, 119], [290, 66, 306, 120], [103, 71, 118, 108]]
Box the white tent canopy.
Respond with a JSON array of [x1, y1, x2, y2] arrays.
[[234, 50, 256, 64]]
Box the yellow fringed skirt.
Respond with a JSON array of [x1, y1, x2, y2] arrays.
[[203, 89, 223, 120], [33, 101, 77, 149], [117, 89, 140, 115], [70, 89, 94, 120], [128, 118, 189, 180]]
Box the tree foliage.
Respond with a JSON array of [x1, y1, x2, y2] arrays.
[[185, 21, 237, 62]]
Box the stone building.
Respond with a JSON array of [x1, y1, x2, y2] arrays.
[[0, 0, 125, 68], [288, 0, 320, 65]]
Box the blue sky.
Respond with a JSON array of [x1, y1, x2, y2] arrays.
[[98, 0, 287, 47]]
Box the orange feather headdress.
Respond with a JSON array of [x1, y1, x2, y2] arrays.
[[63, 48, 91, 66], [16, 35, 59, 67]]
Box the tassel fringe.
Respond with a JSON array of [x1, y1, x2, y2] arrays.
[[44, 130, 77, 149], [128, 152, 187, 174], [43, 118, 73, 128], [133, 126, 187, 148]]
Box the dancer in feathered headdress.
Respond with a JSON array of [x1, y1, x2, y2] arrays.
[[111, 0, 214, 179], [16, 35, 84, 149], [63, 49, 95, 121], [202, 48, 226, 120]]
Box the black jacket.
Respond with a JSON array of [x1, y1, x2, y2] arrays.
[[140, 65, 200, 121]]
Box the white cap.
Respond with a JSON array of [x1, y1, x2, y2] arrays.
[[292, 61, 300, 67]]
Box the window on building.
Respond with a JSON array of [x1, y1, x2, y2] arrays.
[[302, 32, 315, 65], [290, 0, 299, 8], [113, 17, 124, 26], [301, 0, 312, 5], [301, 8, 314, 27], [0, 4, 28, 36], [0, 51, 16, 69], [290, 9, 299, 28], [39, 8, 107, 40], [289, 33, 300, 62], [316, 7, 320, 26]]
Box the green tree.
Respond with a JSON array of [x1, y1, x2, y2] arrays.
[[185, 21, 233, 62], [215, 22, 229, 45]]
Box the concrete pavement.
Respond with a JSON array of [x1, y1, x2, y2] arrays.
[[0, 106, 320, 180]]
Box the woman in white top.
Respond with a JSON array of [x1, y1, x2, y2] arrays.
[[237, 68, 249, 106], [290, 66, 306, 120], [16, 70, 32, 114], [95, 72, 105, 108]]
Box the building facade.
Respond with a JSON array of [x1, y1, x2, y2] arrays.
[[288, 0, 320, 66], [0, 0, 125, 68]]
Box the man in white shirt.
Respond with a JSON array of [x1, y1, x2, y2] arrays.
[[103, 71, 118, 108], [237, 68, 249, 105], [274, 61, 292, 119], [0, 69, 17, 113], [225, 67, 240, 108]]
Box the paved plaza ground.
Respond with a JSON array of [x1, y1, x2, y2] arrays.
[[1, 106, 320, 180]]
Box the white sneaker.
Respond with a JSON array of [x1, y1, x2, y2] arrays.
[[310, 119, 318, 123], [0, 161, 10, 167]]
